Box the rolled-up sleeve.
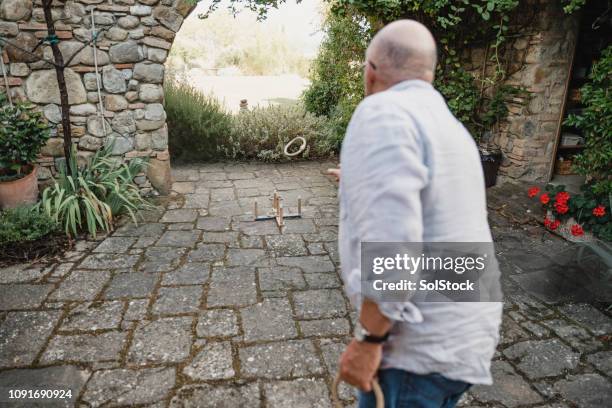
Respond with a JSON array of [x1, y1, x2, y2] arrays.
[[342, 102, 429, 323]]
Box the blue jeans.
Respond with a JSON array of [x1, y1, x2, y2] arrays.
[[358, 369, 471, 408]]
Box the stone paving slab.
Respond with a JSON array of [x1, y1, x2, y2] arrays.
[[127, 317, 193, 365], [265, 378, 333, 408], [0, 284, 54, 310], [208, 266, 258, 307], [41, 331, 127, 364], [103, 272, 158, 299], [241, 298, 298, 342], [0, 162, 610, 407], [197, 309, 239, 338], [170, 383, 260, 407], [49, 270, 110, 302], [60, 302, 124, 332], [82, 367, 176, 407], [471, 361, 544, 407], [183, 341, 235, 380], [239, 340, 324, 379], [0, 311, 61, 368]]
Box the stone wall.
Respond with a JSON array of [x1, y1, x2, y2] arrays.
[[0, 0, 195, 194], [467, 0, 580, 182]]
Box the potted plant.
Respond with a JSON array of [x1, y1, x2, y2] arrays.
[[480, 146, 502, 188], [0, 93, 51, 209]]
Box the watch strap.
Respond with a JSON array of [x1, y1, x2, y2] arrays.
[[361, 331, 390, 344], [355, 321, 390, 344]]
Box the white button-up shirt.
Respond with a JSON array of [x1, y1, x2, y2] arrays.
[[339, 79, 502, 385]]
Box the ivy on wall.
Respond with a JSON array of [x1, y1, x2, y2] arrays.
[[565, 45, 612, 195]]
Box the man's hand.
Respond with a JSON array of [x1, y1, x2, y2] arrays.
[[339, 339, 382, 391], [326, 168, 341, 182]]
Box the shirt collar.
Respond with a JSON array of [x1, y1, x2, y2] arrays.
[[388, 79, 433, 92]]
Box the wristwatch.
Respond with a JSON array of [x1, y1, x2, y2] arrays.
[[354, 321, 390, 344]]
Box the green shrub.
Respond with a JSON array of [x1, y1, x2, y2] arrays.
[[165, 80, 233, 163], [224, 103, 335, 161], [302, 11, 367, 120], [301, 11, 367, 149], [565, 45, 612, 195], [0, 206, 58, 246], [0, 93, 50, 179], [40, 145, 150, 238], [325, 97, 360, 151]]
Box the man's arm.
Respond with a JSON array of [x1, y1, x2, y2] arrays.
[[339, 105, 429, 390], [339, 299, 391, 391], [360, 299, 392, 335]]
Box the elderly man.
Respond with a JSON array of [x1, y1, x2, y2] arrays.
[[333, 20, 502, 407]]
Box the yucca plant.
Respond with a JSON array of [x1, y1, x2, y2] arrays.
[[40, 145, 151, 238]]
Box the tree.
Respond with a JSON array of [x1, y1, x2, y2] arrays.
[[41, 0, 74, 170], [199, 0, 298, 20]]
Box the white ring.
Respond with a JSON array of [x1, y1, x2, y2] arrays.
[[284, 136, 307, 157]]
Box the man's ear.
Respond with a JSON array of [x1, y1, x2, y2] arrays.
[[365, 66, 376, 94]]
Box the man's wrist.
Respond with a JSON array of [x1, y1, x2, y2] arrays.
[[359, 299, 393, 337], [354, 320, 390, 344]]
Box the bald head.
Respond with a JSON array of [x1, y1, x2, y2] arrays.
[[366, 20, 437, 88]]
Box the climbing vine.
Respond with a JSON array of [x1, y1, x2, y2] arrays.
[[564, 46, 612, 195]]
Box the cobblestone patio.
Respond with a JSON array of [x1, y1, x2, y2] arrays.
[[0, 161, 610, 407]]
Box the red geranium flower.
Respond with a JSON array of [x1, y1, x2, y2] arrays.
[[554, 202, 569, 214], [540, 193, 550, 204], [549, 219, 561, 231], [555, 191, 570, 204], [571, 224, 584, 236], [593, 205, 606, 217], [528, 186, 540, 198], [543, 217, 551, 227]]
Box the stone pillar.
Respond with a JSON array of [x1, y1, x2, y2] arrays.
[[493, 0, 579, 181], [0, 0, 195, 194]]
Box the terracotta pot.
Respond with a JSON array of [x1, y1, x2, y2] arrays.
[[0, 166, 39, 209]]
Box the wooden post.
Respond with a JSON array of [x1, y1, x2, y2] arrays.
[[278, 205, 284, 227], [272, 191, 278, 212]]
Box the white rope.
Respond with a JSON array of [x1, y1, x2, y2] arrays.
[[283, 136, 307, 157], [0, 43, 13, 106], [91, 8, 108, 138]]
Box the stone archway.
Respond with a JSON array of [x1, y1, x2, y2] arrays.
[[0, 0, 196, 194]]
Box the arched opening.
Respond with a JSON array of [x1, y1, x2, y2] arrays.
[[162, 0, 327, 164]]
